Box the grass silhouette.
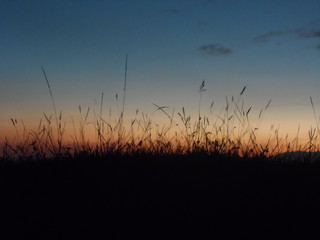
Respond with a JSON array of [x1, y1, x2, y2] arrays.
[[2, 81, 319, 161], [2, 60, 320, 160], [2, 64, 320, 239], [4, 68, 320, 162]]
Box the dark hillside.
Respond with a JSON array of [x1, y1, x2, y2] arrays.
[[1, 155, 320, 239]]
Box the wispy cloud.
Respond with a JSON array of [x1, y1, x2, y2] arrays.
[[253, 31, 285, 43], [254, 28, 320, 50], [298, 30, 320, 39], [296, 29, 320, 50], [198, 44, 232, 56]]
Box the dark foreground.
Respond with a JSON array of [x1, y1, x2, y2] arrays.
[[1, 154, 320, 239]]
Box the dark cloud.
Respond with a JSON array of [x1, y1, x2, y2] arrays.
[[255, 29, 320, 42], [254, 28, 320, 51], [254, 21, 320, 52], [298, 30, 320, 39], [198, 44, 232, 56], [295, 29, 320, 50], [162, 8, 178, 15], [254, 31, 284, 42]]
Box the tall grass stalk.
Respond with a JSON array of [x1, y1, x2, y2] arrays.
[[41, 66, 62, 152], [197, 80, 206, 143], [121, 54, 128, 121], [115, 54, 129, 151]]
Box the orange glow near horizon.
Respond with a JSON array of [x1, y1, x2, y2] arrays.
[[2, 106, 320, 157]]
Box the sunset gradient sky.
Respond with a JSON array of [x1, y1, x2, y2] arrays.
[[1, 0, 319, 143]]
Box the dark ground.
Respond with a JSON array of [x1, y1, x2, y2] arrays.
[[1, 154, 320, 239]]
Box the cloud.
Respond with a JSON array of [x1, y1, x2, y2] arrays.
[[295, 29, 320, 50], [254, 22, 320, 52], [253, 31, 284, 42], [298, 30, 320, 39], [162, 8, 178, 15], [254, 28, 320, 51], [255, 29, 320, 42], [198, 44, 232, 56]]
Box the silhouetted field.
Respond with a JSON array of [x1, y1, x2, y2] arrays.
[[3, 71, 320, 239], [1, 153, 320, 239]]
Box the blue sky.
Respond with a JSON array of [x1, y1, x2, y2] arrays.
[[1, 0, 320, 140]]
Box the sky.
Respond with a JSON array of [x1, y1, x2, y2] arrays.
[[1, 0, 320, 143]]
